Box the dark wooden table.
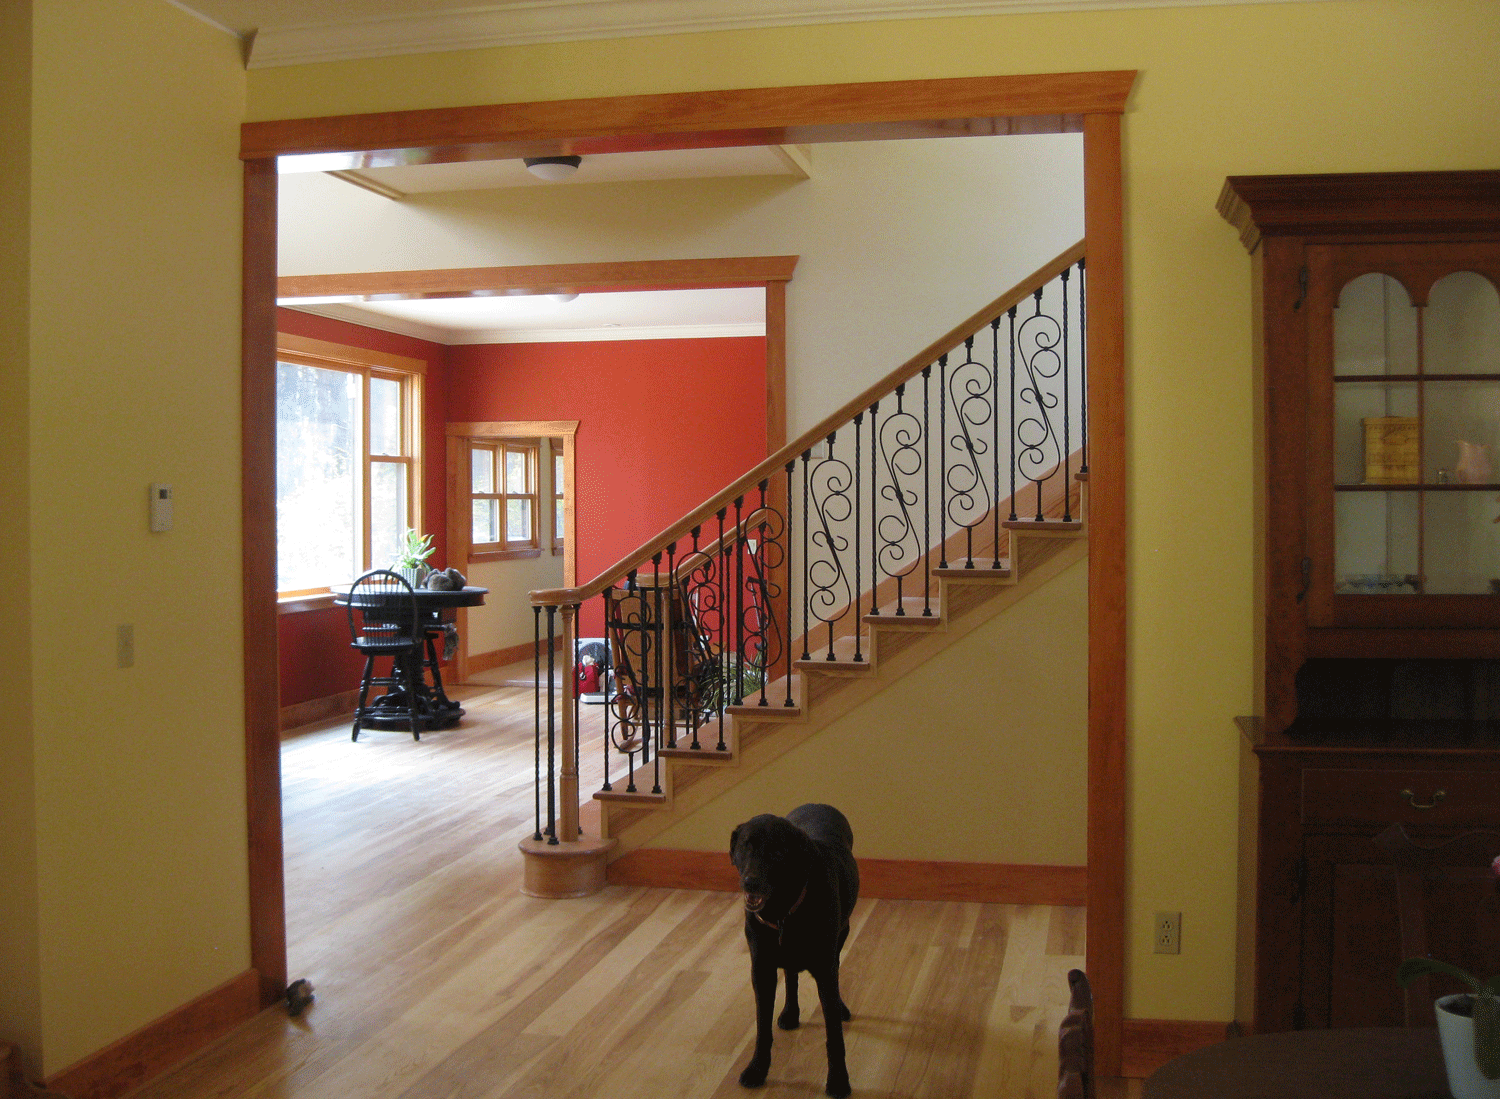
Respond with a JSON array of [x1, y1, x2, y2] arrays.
[[1143, 1028, 1449, 1099], [334, 585, 488, 731]]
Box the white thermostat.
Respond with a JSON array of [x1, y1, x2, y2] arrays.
[[149, 483, 173, 532]]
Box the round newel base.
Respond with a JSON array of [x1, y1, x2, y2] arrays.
[[518, 834, 617, 898]]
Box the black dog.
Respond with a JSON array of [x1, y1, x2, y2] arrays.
[[730, 803, 859, 1098]]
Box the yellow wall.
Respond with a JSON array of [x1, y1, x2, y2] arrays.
[[0, 0, 41, 1073], [653, 557, 1090, 865], [245, 0, 1500, 1023], [11, 0, 249, 1075]]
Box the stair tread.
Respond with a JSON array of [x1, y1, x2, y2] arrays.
[[726, 702, 803, 719], [659, 744, 735, 762], [933, 563, 1013, 581], [1002, 518, 1084, 533], [794, 635, 873, 675]]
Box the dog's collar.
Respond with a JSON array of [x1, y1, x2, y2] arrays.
[[750, 882, 808, 942]]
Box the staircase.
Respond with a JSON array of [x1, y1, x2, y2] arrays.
[[519, 242, 1089, 897]]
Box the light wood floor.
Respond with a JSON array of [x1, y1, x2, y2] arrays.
[[131, 676, 1138, 1099]]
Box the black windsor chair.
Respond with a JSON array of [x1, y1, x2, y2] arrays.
[[345, 569, 427, 741]]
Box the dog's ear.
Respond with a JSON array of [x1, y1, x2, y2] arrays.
[[729, 824, 742, 864]]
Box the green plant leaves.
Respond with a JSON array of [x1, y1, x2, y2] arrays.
[[1398, 957, 1483, 992]]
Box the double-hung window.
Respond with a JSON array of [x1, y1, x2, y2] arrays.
[[275, 335, 423, 597]]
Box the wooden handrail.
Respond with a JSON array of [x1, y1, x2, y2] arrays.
[[530, 239, 1087, 606]]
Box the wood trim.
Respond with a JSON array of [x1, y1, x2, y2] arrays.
[[43, 970, 261, 1099], [275, 331, 426, 375], [1083, 110, 1127, 1079], [469, 546, 542, 562], [242, 158, 286, 1009], [445, 419, 580, 438], [241, 72, 1137, 160], [764, 280, 787, 453], [279, 256, 798, 299], [606, 848, 1086, 904], [444, 433, 471, 682], [1119, 1019, 1233, 1079], [242, 78, 1135, 1094], [279, 687, 361, 732], [529, 240, 1086, 608], [464, 637, 563, 675]]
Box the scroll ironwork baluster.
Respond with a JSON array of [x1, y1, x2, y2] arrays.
[[665, 542, 677, 749], [716, 508, 728, 751], [991, 318, 1003, 569], [600, 592, 613, 791], [623, 570, 639, 793], [801, 453, 811, 659], [870, 401, 879, 619], [734, 496, 745, 702], [938, 353, 948, 570], [651, 552, 663, 794]]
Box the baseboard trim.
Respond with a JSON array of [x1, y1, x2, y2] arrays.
[[279, 688, 361, 731], [44, 969, 262, 1099], [606, 848, 1087, 905], [1120, 1018, 1233, 1079], [466, 637, 563, 676]]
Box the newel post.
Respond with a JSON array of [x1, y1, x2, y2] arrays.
[[518, 599, 615, 898]]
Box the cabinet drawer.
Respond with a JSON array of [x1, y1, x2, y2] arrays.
[[1302, 769, 1500, 828]]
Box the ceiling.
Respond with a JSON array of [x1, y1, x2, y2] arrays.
[[170, 0, 1319, 68], [286, 287, 768, 345]]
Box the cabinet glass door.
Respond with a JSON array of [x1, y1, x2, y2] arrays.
[[1331, 265, 1500, 601]]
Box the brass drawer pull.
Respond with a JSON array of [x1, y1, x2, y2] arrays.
[[1400, 788, 1447, 810]]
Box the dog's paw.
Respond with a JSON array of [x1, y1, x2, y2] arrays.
[[738, 1059, 770, 1088], [824, 1072, 852, 1098], [777, 1007, 800, 1030]]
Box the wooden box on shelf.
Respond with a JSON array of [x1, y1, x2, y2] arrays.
[[1362, 417, 1419, 485]]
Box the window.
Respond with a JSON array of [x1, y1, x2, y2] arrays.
[[471, 439, 539, 558], [275, 335, 423, 598], [551, 438, 566, 555]]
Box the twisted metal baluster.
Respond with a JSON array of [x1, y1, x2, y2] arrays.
[[1017, 286, 1065, 522], [665, 541, 678, 749], [809, 432, 853, 660], [784, 460, 796, 707], [877, 383, 923, 618], [945, 335, 993, 569], [623, 571, 640, 793], [687, 528, 703, 750], [534, 605, 544, 838], [545, 605, 557, 844], [922, 367, 932, 616], [852, 412, 863, 663]]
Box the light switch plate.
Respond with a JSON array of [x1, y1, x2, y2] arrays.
[[150, 483, 172, 532]]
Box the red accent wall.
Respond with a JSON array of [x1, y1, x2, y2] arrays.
[[446, 336, 767, 590], [276, 309, 451, 709]]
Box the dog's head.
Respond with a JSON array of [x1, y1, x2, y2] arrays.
[[730, 814, 807, 915]]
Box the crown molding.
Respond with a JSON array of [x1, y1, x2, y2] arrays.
[[247, 0, 1336, 68]]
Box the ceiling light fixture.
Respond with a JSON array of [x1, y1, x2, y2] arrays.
[[523, 155, 582, 181]]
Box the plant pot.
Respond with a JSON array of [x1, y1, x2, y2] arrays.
[[394, 565, 429, 588], [1437, 994, 1500, 1099]]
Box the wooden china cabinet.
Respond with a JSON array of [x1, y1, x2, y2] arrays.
[[1220, 172, 1500, 1034]]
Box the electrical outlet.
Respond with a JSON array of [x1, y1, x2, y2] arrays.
[[117, 624, 134, 669], [1154, 911, 1181, 954]]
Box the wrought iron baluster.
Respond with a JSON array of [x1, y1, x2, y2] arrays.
[[600, 592, 613, 791], [991, 318, 1003, 568], [870, 401, 879, 619], [801, 453, 811, 659], [784, 460, 796, 707], [1080, 258, 1089, 475], [922, 366, 932, 616], [534, 605, 543, 838], [650, 552, 663, 794], [716, 509, 728, 751], [687, 528, 703, 751], [624, 570, 639, 793], [1009, 306, 1018, 521], [938, 353, 948, 569], [852, 412, 863, 663], [734, 496, 745, 702], [665, 542, 678, 749], [545, 605, 557, 844], [1062, 268, 1072, 523]]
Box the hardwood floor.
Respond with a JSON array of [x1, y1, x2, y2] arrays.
[[129, 679, 1133, 1099]]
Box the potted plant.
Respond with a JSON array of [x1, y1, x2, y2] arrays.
[[1399, 855, 1500, 1099], [392, 529, 435, 587]]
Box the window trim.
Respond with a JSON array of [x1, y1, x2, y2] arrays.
[[275, 332, 425, 608]]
